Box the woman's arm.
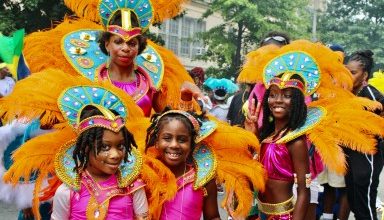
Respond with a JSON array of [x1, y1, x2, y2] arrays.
[[133, 187, 149, 220], [203, 179, 221, 220], [289, 138, 310, 220], [51, 184, 71, 220]]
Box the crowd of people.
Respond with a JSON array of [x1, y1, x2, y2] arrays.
[[0, 0, 383, 220]]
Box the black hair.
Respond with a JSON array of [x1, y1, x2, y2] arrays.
[[259, 74, 307, 141], [98, 10, 147, 55], [348, 50, 374, 79], [72, 106, 138, 171], [145, 107, 204, 155], [214, 88, 227, 98], [260, 31, 291, 47]]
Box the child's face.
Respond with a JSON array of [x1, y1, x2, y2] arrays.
[[156, 119, 192, 168], [87, 129, 126, 180]]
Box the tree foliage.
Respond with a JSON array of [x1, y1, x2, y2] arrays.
[[0, 0, 69, 35], [195, 0, 310, 79], [317, 0, 384, 70]]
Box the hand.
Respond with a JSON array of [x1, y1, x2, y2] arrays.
[[180, 81, 205, 101], [244, 98, 261, 135]]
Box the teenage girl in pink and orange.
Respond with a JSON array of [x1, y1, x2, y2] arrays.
[[145, 109, 221, 220]]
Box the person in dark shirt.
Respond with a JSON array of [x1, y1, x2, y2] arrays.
[[344, 50, 384, 220]]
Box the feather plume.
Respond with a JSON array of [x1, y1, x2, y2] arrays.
[[237, 40, 353, 93], [307, 99, 384, 174], [201, 120, 265, 217], [24, 18, 102, 75], [64, 0, 99, 22], [141, 154, 177, 218], [3, 126, 76, 185], [63, 0, 188, 24]]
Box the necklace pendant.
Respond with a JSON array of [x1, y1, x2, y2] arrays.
[[94, 209, 100, 218]]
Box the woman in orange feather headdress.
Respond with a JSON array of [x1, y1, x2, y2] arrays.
[[22, 0, 197, 116], [240, 40, 384, 220]]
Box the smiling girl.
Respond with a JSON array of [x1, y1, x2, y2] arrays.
[[241, 40, 384, 220], [246, 73, 310, 220], [145, 109, 221, 220], [51, 106, 148, 220]]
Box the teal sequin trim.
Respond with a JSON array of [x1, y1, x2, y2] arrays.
[[193, 144, 217, 189], [277, 106, 326, 144], [263, 51, 321, 95], [58, 86, 127, 128]]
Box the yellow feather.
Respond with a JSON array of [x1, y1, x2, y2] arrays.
[[63, 0, 189, 24], [24, 18, 102, 75]]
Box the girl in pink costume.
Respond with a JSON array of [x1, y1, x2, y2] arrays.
[[51, 106, 148, 220], [246, 73, 311, 220], [242, 40, 384, 219], [145, 109, 221, 220]]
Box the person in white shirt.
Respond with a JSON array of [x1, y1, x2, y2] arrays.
[[0, 63, 15, 98]]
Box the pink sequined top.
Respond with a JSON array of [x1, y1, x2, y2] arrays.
[[160, 168, 204, 220], [99, 65, 154, 117], [260, 140, 295, 182], [51, 173, 148, 220]]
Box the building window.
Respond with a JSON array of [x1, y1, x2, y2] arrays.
[[169, 19, 179, 35], [160, 16, 206, 58], [180, 38, 190, 56], [169, 36, 178, 54], [182, 17, 192, 37]]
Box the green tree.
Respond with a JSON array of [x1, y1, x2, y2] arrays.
[[317, 0, 384, 70], [0, 0, 69, 35], [195, 0, 311, 79]]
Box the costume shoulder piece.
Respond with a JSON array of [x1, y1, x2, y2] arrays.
[[62, 30, 164, 89], [192, 143, 217, 190]]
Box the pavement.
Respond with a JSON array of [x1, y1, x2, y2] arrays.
[[0, 172, 383, 220]]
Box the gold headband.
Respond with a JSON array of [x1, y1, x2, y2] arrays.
[[156, 110, 200, 134], [76, 105, 125, 134]]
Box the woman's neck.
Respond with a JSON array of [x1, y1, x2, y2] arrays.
[[169, 163, 188, 178], [274, 120, 288, 135], [108, 63, 136, 82]]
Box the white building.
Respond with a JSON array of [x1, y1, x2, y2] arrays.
[[150, 0, 223, 70]]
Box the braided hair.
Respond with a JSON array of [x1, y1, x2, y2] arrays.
[[72, 106, 138, 171], [348, 50, 374, 78], [145, 107, 204, 153], [259, 74, 307, 141]]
